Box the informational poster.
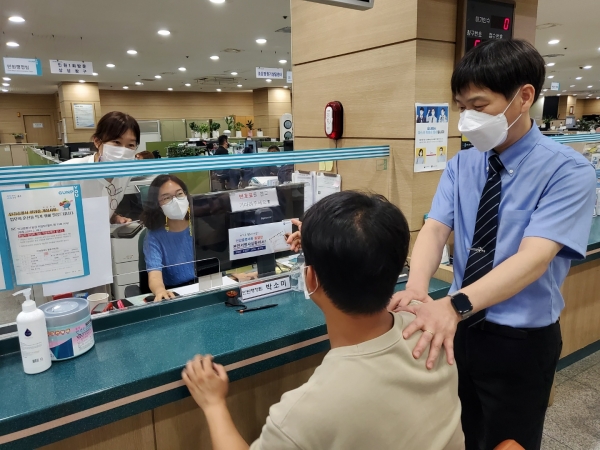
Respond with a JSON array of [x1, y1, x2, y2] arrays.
[[229, 188, 279, 212], [315, 173, 341, 202], [72, 103, 96, 129], [3, 57, 43, 76], [256, 67, 284, 79], [49, 60, 94, 75], [229, 221, 292, 261], [414, 103, 449, 173], [287, 71, 293, 83], [0, 185, 90, 286]]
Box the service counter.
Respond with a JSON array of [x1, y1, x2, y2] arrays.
[[0, 278, 451, 450]]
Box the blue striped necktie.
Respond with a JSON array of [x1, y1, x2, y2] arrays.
[[462, 154, 504, 289]]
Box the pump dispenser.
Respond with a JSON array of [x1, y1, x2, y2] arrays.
[[14, 289, 52, 374]]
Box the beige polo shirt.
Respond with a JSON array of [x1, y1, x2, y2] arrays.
[[249, 312, 464, 450]]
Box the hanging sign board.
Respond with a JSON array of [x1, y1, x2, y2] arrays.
[[3, 57, 43, 76], [303, 0, 374, 10], [256, 67, 284, 79], [550, 82, 560, 91], [50, 60, 94, 75]]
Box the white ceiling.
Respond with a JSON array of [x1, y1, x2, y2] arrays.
[[0, 0, 291, 94], [536, 0, 600, 99]]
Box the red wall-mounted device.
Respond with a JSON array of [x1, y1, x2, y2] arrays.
[[325, 101, 344, 140]]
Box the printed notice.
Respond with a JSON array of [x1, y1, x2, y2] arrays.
[[229, 221, 292, 261], [229, 188, 279, 213], [240, 276, 291, 302], [1, 185, 90, 285], [414, 103, 449, 173]]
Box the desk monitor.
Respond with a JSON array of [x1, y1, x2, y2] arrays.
[[192, 183, 305, 275], [67, 142, 94, 154], [244, 140, 257, 153], [58, 145, 70, 161]]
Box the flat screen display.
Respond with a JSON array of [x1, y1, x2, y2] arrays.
[[464, 0, 515, 52]]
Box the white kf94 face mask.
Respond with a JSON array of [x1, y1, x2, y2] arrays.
[[161, 197, 189, 221], [101, 143, 136, 162], [458, 89, 523, 152], [301, 264, 319, 300]]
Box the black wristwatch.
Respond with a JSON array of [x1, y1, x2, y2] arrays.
[[449, 292, 474, 319]]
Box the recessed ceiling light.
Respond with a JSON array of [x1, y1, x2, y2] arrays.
[[2, 77, 10, 81], [543, 88, 548, 92], [210, 0, 226, 3], [168, 88, 173, 91], [256, 38, 267, 44], [547, 75, 554, 79], [185, 83, 191, 87], [576, 76, 582, 80], [557, 94, 561, 96], [135, 81, 143, 85], [540, 94, 544, 97], [79, 80, 85, 83], [570, 85, 576, 87], [237, 84, 242, 87], [2, 83, 9, 87], [279, 59, 287, 64], [158, 29, 170, 36], [546, 62, 555, 67], [210, 55, 219, 60], [216, 88, 222, 92], [93, 72, 98, 76], [155, 75, 162, 79], [231, 72, 238, 76], [284, 86, 289, 88], [584, 65, 592, 69], [106, 63, 115, 68], [178, 67, 186, 72], [562, 90, 566, 92], [266, 79, 272, 83], [588, 85, 593, 88], [6, 42, 19, 47], [1, 89, 7, 92], [573, 94, 577, 96], [127, 50, 137, 55], [548, 39, 560, 45], [8, 16, 25, 23], [123, 86, 129, 89]]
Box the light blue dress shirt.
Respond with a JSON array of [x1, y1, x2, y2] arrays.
[[429, 123, 597, 327]]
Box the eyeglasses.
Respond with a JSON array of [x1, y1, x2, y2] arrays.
[[159, 190, 187, 206], [106, 184, 118, 211]]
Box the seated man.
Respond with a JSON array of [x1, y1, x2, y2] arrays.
[[182, 191, 464, 450]]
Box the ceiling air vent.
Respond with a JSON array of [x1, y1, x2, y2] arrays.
[[275, 27, 291, 33], [536, 23, 561, 30], [194, 76, 237, 85], [141, 79, 155, 82], [541, 54, 564, 58], [223, 48, 242, 53]]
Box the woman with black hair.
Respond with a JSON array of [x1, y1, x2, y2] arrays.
[[140, 175, 195, 301]]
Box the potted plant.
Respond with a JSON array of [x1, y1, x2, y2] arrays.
[[167, 143, 202, 158], [199, 122, 210, 139], [225, 116, 234, 132], [246, 120, 254, 137], [12, 133, 25, 143], [234, 122, 244, 138], [188, 122, 201, 138], [211, 121, 221, 139], [542, 116, 555, 130], [257, 128, 264, 137], [575, 119, 597, 133]]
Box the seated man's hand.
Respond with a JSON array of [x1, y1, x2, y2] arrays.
[[182, 354, 229, 411], [388, 287, 433, 312], [285, 218, 302, 252]]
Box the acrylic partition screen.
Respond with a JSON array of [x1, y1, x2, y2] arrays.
[[0, 145, 389, 329]]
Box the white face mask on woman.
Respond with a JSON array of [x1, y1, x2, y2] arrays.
[[458, 89, 522, 152], [161, 197, 189, 220], [101, 143, 136, 162]]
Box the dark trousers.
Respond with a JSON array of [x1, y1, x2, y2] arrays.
[[455, 318, 562, 450]]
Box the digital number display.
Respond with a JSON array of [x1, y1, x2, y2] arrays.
[[464, 0, 515, 53], [490, 15, 511, 30]]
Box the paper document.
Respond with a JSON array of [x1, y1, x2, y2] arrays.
[[229, 220, 293, 261], [43, 197, 113, 296], [315, 173, 341, 203], [229, 188, 279, 213], [292, 171, 316, 212]]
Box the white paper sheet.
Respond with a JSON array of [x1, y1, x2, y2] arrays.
[[42, 197, 112, 296], [315, 173, 341, 203], [229, 221, 293, 261], [292, 171, 316, 212]]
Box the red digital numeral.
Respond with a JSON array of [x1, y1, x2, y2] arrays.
[[504, 18, 510, 30], [474, 39, 481, 47]]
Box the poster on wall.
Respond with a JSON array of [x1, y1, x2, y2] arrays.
[[0, 185, 89, 286], [72, 103, 96, 129], [414, 103, 449, 173]]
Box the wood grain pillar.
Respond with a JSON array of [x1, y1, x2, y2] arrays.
[[253, 88, 292, 140], [57, 82, 101, 143]]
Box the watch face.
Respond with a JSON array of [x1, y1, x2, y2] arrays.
[[451, 293, 473, 315]]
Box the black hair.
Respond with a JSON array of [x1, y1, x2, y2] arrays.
[[452, 39, 545, 104], [218, 135, 228, 146], [419, 107, 424, 112], [140, 174, 190, 230], [302, 191, 409, 315], [267, 145, 280, 152], [92, 111, 140, 146], [418, 149, 423, 156]]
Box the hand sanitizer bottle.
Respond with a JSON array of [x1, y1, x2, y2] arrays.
[[15, 288, 52, 374]]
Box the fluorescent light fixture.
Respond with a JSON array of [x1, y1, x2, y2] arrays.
[[576, 77, 582, 80], [546, 62, 555, 67], [556, 94, 561, 96], [168, 88, 173, 91], [548, 39, 560, 45], [543, 88, 548, 92], [127, 50, 137, 55], [570, 85, 576, 87], [155, 75, 162, 79], [135, 81, 143, 85], [123, 86, 129, 89], [158, 29, 170, 36], [78, 80, 85, 83], [106, 63, 115, 68], [547, 75, 554, 79], [2, 77, 10, 81], [279, 59, 287, 64], [6, 42, 19, 47], [266, 79, 272, 83], [2, 83, 9, 87], [237, 84, 242, 87], [256, 38, 267, 44], [8, 16, 25, 23], [573, 94, 577, 96], [178, 67, 186, 71], [1, 89, 7, 92], [284, 86, 289, 88], [584, 65, 592, 69], [93, 72, 98, 76], [185, 83, 191, 87], [588, 85, 593, 88], [210, 0, 226, 3], [210, 55, 219, 60], [216, 88, 222, 92], [231, 72, 238, 76]]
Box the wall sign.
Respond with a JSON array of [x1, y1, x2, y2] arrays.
[[33, 123, 44, 129], [72, 103, 96, 129], [50, 60, 94, 75], [286, 71, 293, 83], [303, 0, 374, 10], [3, 57, 43, 76], [256, 67, 284, 79], [459, 0, 515, 55]]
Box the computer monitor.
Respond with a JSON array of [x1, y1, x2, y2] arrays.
[[244, 140, 258, 153], [283, 140, 294, 152], [192, 183, 305, 275], [67, 142, 94, 153], [58, 145, 70, 161]]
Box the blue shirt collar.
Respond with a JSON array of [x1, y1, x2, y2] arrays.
[[489, 120, 542, 177]]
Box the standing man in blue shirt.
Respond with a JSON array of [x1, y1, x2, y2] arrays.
[[390, 39, 597, 450]]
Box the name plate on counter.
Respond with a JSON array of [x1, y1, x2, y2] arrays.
[[229, 188, 279, 212], [240, 275, 291, 302]]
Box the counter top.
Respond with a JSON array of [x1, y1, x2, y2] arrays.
[[0, 278, 451, 449]]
